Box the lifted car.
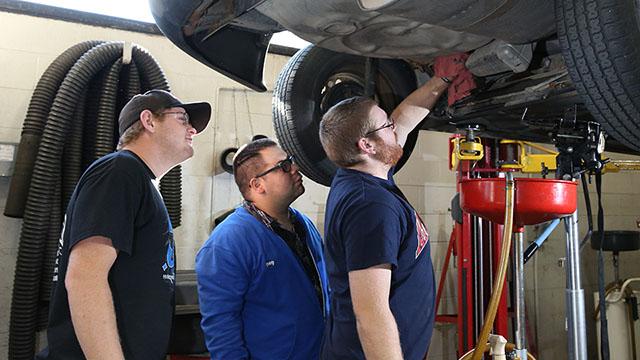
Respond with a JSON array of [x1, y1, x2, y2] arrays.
[[150, 0, 640, 185]]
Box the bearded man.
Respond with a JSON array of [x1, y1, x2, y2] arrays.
[[318, 54, 472, 360]]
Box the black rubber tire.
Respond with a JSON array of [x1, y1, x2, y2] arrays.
[[557, 0, 640, 151], [220, 147, 237, 174], [591, 230, 640, 252], [273, 45, 418, 186]]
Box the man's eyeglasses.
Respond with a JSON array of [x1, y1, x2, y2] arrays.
[[255, 156, 295, 178], [365, 116, 395, 136], [157, 111, 190, 127]]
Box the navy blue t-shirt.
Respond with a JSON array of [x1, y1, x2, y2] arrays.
[[321, 168, 435, 360]]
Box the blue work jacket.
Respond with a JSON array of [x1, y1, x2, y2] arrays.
[[196, 206, 330, 359]]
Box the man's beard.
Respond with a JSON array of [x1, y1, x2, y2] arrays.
[[294, 182, 305, 198], [290, 179, 305, 202], [373, 138, 403, 166]]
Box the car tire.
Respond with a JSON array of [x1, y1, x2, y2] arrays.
[[273, 44, 418, 186], [557, 0, 640, 151], [219, 147, 237, 174]]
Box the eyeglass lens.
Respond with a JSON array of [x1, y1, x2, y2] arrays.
[[161, 111, 190, 126]]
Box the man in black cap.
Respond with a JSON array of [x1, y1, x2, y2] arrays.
[[36, 90, 211, 360]]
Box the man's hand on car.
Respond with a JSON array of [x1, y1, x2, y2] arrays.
[[433, 52, 477, 106]]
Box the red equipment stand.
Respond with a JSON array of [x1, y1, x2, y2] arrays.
[[434, 136, 508, 357]]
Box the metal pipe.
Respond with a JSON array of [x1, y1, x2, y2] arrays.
[[488, 223, 494, 290], [478, 217, 485, 332], [514, 231, 527, 360], [564, 210, 587, 360], [469, 173, 477, 340], [471, 172, 515, 360], [474, 216, 484, 338], [533, 230, 541, 356], [606, 277, 640, 303]]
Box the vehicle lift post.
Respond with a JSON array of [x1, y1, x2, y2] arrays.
[[437, 134, 510, 357], [436, 128, 597, 359]]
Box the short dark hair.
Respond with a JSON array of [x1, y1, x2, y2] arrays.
[[319, 96, 378, 167], [233, 138, 278, 198]]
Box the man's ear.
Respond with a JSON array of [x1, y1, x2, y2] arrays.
[[249, 177, 266, 195], [357, 137, 376, 155], [139, 109, 156, 132]]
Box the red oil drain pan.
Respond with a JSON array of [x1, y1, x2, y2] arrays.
[[460, 177, 577, 226]]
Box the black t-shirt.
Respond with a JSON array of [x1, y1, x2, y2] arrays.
[[321, 168, 435, 360], [36, 150, 176, 360]]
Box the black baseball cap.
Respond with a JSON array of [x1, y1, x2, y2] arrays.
[[118, 89, 212, 136]]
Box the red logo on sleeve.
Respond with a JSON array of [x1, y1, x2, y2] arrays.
[[415, 212, 429, 259]]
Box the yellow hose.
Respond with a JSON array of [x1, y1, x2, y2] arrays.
[[469, 175, 515, 360]]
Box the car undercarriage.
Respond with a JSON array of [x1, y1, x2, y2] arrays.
[[151, 0, 640, 184]]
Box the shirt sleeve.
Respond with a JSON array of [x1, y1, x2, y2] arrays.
[[196, 239, 251, 359], [342, 202, 402, 272], [67, 163, 142, 254]]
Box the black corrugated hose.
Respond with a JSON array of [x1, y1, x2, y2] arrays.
[[160, 166, 183, 227], [4, 41, 102, 218], [126, 63, 142, 101], [80, 77, 101, 169], [6, 41, 184, 360], [94, 61, 122, 159]]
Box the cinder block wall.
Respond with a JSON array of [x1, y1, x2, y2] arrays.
[[1, 9, 640, 360]]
